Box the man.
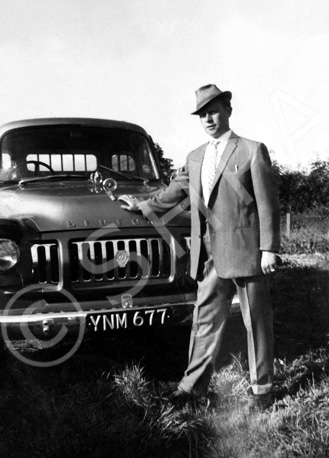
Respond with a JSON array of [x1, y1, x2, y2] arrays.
[[119, 84, 280, 411]]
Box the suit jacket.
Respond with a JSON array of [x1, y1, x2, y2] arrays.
[[139, 132, 280, 279]]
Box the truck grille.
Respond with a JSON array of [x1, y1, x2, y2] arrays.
[[31, 237, 174, 286], [70, 238, 173, 284], [31, 243, 60, 284]]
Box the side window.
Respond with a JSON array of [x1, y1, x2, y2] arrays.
[[112, 154, 136, 172], [0, 153, 12, 171], [0, 153, 13, 180], [138, 144, 159, 180]]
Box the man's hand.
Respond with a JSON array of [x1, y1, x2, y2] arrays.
[[261, 251, 278, 275], [118, 195, 140, 212]]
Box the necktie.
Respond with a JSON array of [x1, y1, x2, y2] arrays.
[[207, 140, 220, 194]]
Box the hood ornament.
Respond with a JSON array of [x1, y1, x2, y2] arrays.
[[89, 172, 118, 200], [90, 171, 103, 185], [103, 178, 117, 201]]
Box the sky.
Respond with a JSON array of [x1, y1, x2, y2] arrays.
[[0, 0, 328, 170]]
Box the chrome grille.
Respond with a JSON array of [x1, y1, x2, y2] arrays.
[[31, 243, 59, 284], [70, 237, 173, 284]]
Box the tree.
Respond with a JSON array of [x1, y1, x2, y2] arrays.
[[153, 142, 175, 184], [272, 159, 329, 214], [308, 160, 329, 208]]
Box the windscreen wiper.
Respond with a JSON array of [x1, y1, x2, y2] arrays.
[[18, 174, 84, 186], [0, 180, 19, 186], [98, 165, 147, 182]]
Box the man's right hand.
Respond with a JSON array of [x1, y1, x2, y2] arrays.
[[118, 195, 140, 212]]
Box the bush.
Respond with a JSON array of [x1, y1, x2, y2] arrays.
[[272, 160, 329, 214]]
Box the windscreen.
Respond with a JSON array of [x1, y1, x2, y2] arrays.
[[0, 125, 160, 182]]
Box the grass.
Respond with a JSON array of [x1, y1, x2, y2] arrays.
[[0, 249, 329, 457], [281, 209, 329, 254]]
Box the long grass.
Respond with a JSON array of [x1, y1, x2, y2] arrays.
[[281, 208, 329, 254], [1, 345, 329, 457], [0, 246, 329, 456]]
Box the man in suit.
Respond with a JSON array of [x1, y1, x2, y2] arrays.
[[119, 84, 280, 410]]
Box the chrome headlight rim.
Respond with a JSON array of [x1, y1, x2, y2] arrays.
[[0, 238, 20, 271]]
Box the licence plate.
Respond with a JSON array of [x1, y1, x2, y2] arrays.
[[86, 308, 171, 332]]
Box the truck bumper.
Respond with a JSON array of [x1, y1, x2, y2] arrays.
[[0, 299, 196, 341]]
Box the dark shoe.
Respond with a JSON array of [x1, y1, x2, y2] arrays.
[[166, 389, 219, 410], [249, 393, 273, 413], [166, 389, 201, 406]]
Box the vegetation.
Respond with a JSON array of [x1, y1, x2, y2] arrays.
[[280, 206, 329, 254], [272, 159, 329, 214], [271, 157, 329, 255], [154, 142, 175, 184], [1, 247, 329, 458]]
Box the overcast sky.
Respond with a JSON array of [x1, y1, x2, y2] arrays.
[[0, 0, 328, 169]]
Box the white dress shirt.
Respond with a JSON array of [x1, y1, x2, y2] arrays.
[[201, 129, 232, 203]]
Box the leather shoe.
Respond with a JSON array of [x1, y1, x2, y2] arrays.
[[166, 389, 200, 406], [249, 393, 273, 413], [166, 389, 219, 410]]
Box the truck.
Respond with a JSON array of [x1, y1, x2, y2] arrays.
[[0, 118, 196, 360]]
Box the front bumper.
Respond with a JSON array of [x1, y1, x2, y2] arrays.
[[0, 292, 240, 342], [0, 297, 195, 340]]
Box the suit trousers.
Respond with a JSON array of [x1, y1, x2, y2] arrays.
[[178, 230, 274, 396]]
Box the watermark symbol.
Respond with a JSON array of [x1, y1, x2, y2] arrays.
[[1, 231, 160, 367], [270, 89, 329, 166], [1, 284, 85, 367]]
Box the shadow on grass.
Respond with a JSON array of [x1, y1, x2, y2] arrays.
[[0, 337, 215, 458], [268, 256, 329, 400], [270, 257, 329, 361]]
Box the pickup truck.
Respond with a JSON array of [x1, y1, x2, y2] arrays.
[[0, 118, 196, 358]]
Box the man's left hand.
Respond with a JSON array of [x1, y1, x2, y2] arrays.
[[261, 251, 278, 275]]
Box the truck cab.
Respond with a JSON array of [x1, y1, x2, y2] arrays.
[[0, 118, 195, 349]]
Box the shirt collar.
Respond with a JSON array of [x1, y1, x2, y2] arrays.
[[209, 129, 232, 144]]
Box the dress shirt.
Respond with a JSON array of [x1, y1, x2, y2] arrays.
[[201, 129, 232, 203]]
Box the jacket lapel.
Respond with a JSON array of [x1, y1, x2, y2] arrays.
[[189, 143, 207, 202]]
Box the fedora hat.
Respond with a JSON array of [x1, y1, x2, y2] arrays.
[[191, 84, 232, 115]]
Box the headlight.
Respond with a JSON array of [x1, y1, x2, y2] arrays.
[[0, 239, 20, 271]]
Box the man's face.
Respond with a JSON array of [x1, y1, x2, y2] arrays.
[[199, 98, 231, 139]]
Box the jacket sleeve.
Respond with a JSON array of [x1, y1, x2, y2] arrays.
[[137, 163, 189, 214], [251, 143, 281, 252]]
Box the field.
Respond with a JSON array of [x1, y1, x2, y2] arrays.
[[0, 228, 329, 457]]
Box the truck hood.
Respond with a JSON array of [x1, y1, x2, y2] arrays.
[[0, 180, 190, 232]]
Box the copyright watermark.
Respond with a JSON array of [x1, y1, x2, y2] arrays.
[[1, 284, 85, 367], [0, 246, 161, 367]]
